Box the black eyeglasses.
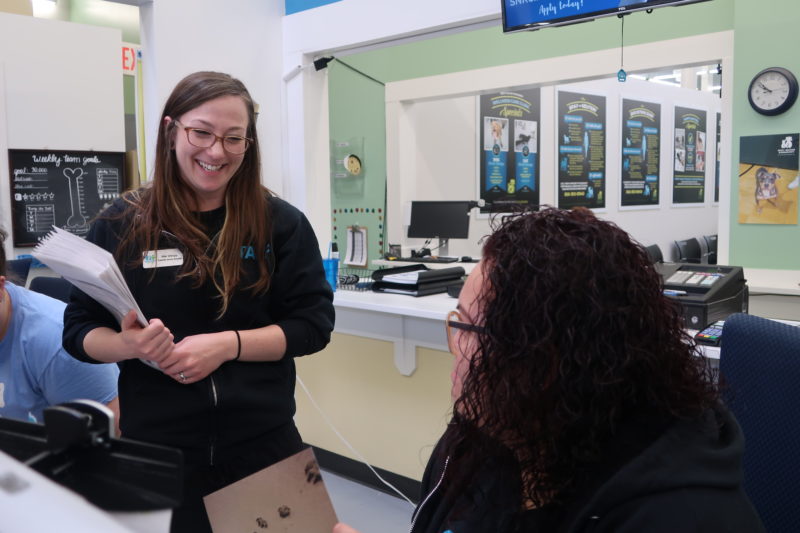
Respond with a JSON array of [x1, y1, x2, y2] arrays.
[[173, 120, 252, 155], [446, 309, 485, 353]]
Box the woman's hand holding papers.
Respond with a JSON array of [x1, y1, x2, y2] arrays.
[[83, 309, 173, 365], [118, 310, 174, 364]]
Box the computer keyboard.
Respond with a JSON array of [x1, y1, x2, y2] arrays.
[[398, 256, 459, 263]]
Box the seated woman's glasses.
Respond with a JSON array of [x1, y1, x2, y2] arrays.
[[445, 309, 485, 354]]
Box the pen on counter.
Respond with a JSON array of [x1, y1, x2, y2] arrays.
[[663, 289, 688, 296]]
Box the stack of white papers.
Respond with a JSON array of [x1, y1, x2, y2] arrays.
[[32, 226, 147, 328], [381, 271, 424, 285]]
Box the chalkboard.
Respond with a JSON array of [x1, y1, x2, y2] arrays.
[[8, 149, 125, 246]]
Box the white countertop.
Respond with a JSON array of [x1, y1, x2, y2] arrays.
[[743, 268, 800, 296], [334, 288, 454, 320], [366, 264, 800, 296], [367, 263, 800, 297], [333, 290, 723, 366]]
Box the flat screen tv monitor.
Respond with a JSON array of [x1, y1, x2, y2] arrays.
[[408, 201, 471, 240], [502, 0, 712, 33]]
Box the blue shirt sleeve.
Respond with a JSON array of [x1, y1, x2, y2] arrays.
[[38, 348, 119, 407]]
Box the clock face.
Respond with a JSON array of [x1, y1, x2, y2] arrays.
[[748, 67, 799, 116], [344, 154, 362, 175]]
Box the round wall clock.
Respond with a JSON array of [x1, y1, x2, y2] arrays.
[[748, 67, 799, 116], [343, 154, 362, 176]]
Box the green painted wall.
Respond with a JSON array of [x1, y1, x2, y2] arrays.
[[329, 0, 800, 270], [343, 0, 733, 83], [729, 0, 800, 268], [328, 60, 388, 266], [328, 0, 736, 262], [123, 74, 135, 114]]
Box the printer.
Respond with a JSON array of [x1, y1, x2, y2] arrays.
[[656, 263, 748, 329]]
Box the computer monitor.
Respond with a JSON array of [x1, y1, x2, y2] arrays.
[[407, 201, 471, 256]]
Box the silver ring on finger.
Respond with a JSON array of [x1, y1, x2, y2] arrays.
[[179, 371, 187, 382]]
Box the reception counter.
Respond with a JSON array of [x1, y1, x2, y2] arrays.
[[296, 279, 796, 483], [333, 290, 454, 375], [333, 288, 725, 376]]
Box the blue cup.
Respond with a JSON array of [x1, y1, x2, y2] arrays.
[[323, 258, 339, 292]]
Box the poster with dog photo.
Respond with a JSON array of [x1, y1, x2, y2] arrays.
[[672, 106, 707, 204], [479, 88, 541, 213], [738, 134, 799, 225]]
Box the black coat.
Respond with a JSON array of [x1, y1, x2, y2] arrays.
[[63, 195, 334, 465], [411, 405, 765, 533]]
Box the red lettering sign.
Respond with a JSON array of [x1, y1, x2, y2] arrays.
[[122, 46, 136, 72]]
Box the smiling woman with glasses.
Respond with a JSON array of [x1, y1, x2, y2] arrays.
[[63, 71, 334, 533], [172, 119, 252, 155], [335, 207, 763, 533]]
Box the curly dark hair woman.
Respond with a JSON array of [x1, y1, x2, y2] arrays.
[[397, 207, 763, 533]]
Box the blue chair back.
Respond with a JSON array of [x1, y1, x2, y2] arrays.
[[720, 313, 800, 532]]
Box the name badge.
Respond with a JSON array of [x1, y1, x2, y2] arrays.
[[142, 248, 183, 269]]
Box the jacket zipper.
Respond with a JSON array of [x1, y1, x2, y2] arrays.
[[158, 229, 221, 466], [209, 374, 219, 465], [409, 456, 449, 533]]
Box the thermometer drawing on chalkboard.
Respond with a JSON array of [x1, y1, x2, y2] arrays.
[[63, 167, 88, 230]]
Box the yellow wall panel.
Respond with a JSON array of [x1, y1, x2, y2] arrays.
[[295, 332, 453, 480]]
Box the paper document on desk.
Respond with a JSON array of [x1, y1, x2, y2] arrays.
[[32, 226, 147, 327], [203, 448, 338, 533], [380, 271, 425, 285], [380, 266, 466, 285]]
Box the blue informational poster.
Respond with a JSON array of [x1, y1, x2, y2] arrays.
[[621, 99, 661, 206], [479, 89, 540, 212], [557, 91, 606, 209], [502, 0, 709, 32], [672, 106, 707, 204]]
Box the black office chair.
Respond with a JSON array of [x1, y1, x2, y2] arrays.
[[674, 237, 702, 263], [28, 276, 73, 303], [644, 244, 663, 264], [6, 257, 32, 285], [720, 313, 800, 532], [703, 234, 718, 265]]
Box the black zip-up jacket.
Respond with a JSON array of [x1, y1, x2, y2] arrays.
[[411, 405, 765, 533], [63, 196, 334, 465]]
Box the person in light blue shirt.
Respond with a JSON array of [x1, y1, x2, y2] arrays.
[[0, 228, 119, 424]]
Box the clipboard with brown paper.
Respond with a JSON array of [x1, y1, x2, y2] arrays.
[[203, 448, 338, 533], [345, 225, 368, 267]]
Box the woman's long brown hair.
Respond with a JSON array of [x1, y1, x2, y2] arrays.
[[445, 207, 718, 510], [117, 71, 272, 316]]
